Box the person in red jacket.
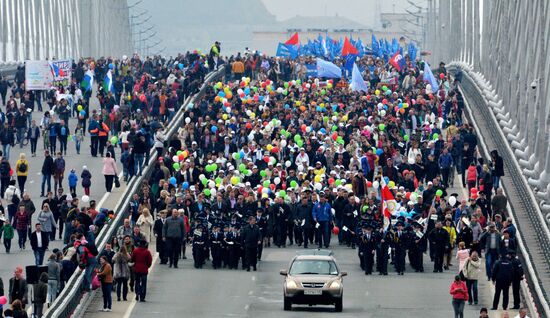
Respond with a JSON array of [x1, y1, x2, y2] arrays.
[[450, 275, 469, 318], [131, 240, 152, 302]]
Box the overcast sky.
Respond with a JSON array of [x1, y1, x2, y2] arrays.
[[261, 0, 413, 25]]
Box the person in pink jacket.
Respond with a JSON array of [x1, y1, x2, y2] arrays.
[[450, 275, 469, 318], [102, 152, 118, 192], [456, 241, 470, 273]]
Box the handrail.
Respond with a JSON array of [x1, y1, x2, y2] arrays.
[[451, 64, 550, 318], [44, 68, 224, 318]]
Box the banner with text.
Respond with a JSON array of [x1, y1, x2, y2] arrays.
[[25, 60, 72, 90]]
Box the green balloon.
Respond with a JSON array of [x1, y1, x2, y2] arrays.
[[294, 134, 301, 142], [215, 177, 222, 185], [432, 133, 439, 140], [362, 205, 368, 212], [436, 189, 443, 197], [278, 190, 287, 197], [290, 180, 298, 188], [320, 89, 326, 95], [263, 180, 270, 187], [173, 163, 180, 170], [404, 134, 409, 141], [331, 125, 337, 132], [378, 124, 386, 131], [201, 178, 208, 186], [204, 189, 211, 196], [296, 140, 304, 147], [382, 85, 388, 91], [335, 179, 342, 186], [239, 163, 246, 172], [284, 82, 289, 88], [260, 170, 267, 178]]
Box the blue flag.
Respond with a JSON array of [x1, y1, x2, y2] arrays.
[[276, 43, 298, 59], [372, 34, 380, 57], [316, 58, 342, 78], [350, 63, 368, 92], [423, 61, 440, 92], [392, 38, 399, 55]]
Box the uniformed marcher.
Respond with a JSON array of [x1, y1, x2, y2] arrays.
[[221, 224, 231, 268], [225, 224, 241, 269], [241, 216, 262, 272], [210, 224, 224, 269], [376, 225, 392, 275], [272, 197, 290, 247], [510, 251, 524, 310], [392, 221, 409, 275], [410, 222, 427, 272], [294, 196, 313, 248], [359, 223, 377, 275], [153, 210, 168, 264], [191, 224, 208, 269], [342, 195, 359, 248], [255, 209, 267, 260]]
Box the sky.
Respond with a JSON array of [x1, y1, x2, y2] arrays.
[[261, 0, 411, 24]]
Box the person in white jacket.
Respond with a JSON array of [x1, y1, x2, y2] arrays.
[[136, 208, 154, 243], [295, 147, 309, 170]]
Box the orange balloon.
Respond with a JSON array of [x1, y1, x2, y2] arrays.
[[300, 105, 306, 112]]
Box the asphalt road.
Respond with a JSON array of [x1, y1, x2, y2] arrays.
[[117, 244, 488, 318]]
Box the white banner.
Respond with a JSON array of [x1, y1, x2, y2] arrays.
[[25, 60, 52, 90]]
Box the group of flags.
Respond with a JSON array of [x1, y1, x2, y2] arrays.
[[79, 69, 116, 94]]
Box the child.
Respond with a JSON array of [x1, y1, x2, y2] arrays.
[[68, 169, 78, 197], [2, 214, 14, 253], [74, 123, 84, 155], [81, 165, 92, 196]]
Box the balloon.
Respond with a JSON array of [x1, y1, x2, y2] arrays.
[[80, 110, 86, 117], [432, 133, 439, 140], [108, 63, 114, 69], [388, 181, 395, 188], [82, 195, 90, 203], [436, 189, 443, 197], [263, 180, 270, 188], [332, 226, 340, 235], [173, 163, 180, 170], [204, 189, 211, 196], [169, 177, 177, 186], [285, 160, 291, 168], [274, 177, 281, 185], [290, 180, 298, 188], [376, 148, 384, 156], [172, 155, 180, 163], [335, 179, 342, 186], [278, 190, 287, 198], [373, 181, 380, 189], [182, 182, 189, 190], [314, 182, 323, 190], [0, 295, 7, 305], [231, 176, 240, 185], [404, 134, 409, 141], [215, 177, 223, 185], [185, 117, 191, 124], [448, 196, 457, 206], [375, 89, 380, 96], [201, 178, 208, 186], [314, 175, 321, 183], [110, 136, 118, 144], [178, 63, 184, 70], [77, 105, 83, 112], [378, 123, 386, 131], [211, 126, 218, 133]]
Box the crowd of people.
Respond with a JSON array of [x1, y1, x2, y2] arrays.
[[0, 41, 528, 318]]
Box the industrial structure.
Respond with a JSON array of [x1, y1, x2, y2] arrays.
[[0, 0, 133, 62]]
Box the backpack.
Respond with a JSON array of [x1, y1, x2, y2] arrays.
[[11, 191, 20, 205], [18, 161, 27, 173], [56, 158, 65, 171]]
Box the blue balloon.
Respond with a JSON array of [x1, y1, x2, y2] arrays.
[[169, 177, 177, 185], [376, 148, 384, 156], [182, 181, 189, 189], [218, 91, 225, 97], [284, 104, 290, 109], [259, 96, 264, 102], [178, 63, 184, 70], [79, 110, 86, 116], [108, 63, 114, 69], [244, 87, 251, 95], [319, 128, 326, 134], [316, 106, 322, 112], [239, 150, 245, 158], [211, 126, 218, 133], [384, 176, 390, 184]]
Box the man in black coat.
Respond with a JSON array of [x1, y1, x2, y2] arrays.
[[241, 216, 262, 272], [359, 223, 377, 275], [428, 220, 450, 273], [153, 210, 168, 264], [41, 150, 55, 197], [30, 223, 49, 266], [491, 252, 514, 310], [510, 252, 524, 310], [294, 196, 313, 248]]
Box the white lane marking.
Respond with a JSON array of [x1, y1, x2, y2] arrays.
[[248, 290, 253, 295], [122, 252, 159, 318], [244, 304, 250, 311], [251, 276, 256, 281]]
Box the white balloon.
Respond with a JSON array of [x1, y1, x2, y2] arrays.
[[281, 140, 287, 147], [185, 117, 191, 124], [274, 177, 281, 185], [306, 83, 311, 88], [448, 196, 457, 206], [210, 188, 217, 197], [314, 183, 323, 190], [172, 155, 179, 163], [373, 181, 380, 189], [208, 180, 216, 189], [262, 188, 269, 194], [276, 87, 284, 94], [199, 174, 206, 180], [285, 160, 291, 168], [82, 195, 90, 203], [297, 165, 304, 172]]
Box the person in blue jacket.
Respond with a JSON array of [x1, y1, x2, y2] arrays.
[[312, 193, 333, 248], [68, 169, 78, 197]]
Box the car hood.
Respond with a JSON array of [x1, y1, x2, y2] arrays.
[[289, 274, 339, 283]]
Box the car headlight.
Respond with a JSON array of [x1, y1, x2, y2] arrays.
[[286, 279, 298, 289], [329, 280, 342, 289]]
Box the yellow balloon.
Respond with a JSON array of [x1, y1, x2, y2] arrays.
[[388, 181, 395, 188], [314, 175, 321, 183], [295, 101, 301, 106], [342, 115, 348, 121], [345, 184, 353, 190], [250, 112, 256, 118], [222, 114, 228, 120], [403, 102, 409, 108], [327, 83, 333, 89], [375, 89, 380, 96], [266, 144, 273, 151]]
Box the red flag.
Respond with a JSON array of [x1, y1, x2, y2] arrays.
[[389, 52, 406, 71], [380, 178, 397, 230], [341, 37, 358, 56], [284, 32, 299, 46]]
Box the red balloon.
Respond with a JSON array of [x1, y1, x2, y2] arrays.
[[439, 73, 445, 79], [382, 98, 388, 104], [263, 156, 270, 163], [178, 154, 184, 161], [403, 169, 409, 175], [367, 181, 372, 187], [245, 122, 252, 129], [301, 124, 307, 132], [366, 94, 371, 100], [405, 192, 411, 200], [265, 79, 271, 85], [282, 184, 287, 190], [332, 132, 338, 141], [271, 147, 279, 154], [270, 184, 276, 191], [470, 188, 478, 193], [328, 177, 335, 185], [258, 186, 263, 194], [332, 226, 340, 235]]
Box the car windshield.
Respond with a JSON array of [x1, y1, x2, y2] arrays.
[[289, 260, 339, 275]]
